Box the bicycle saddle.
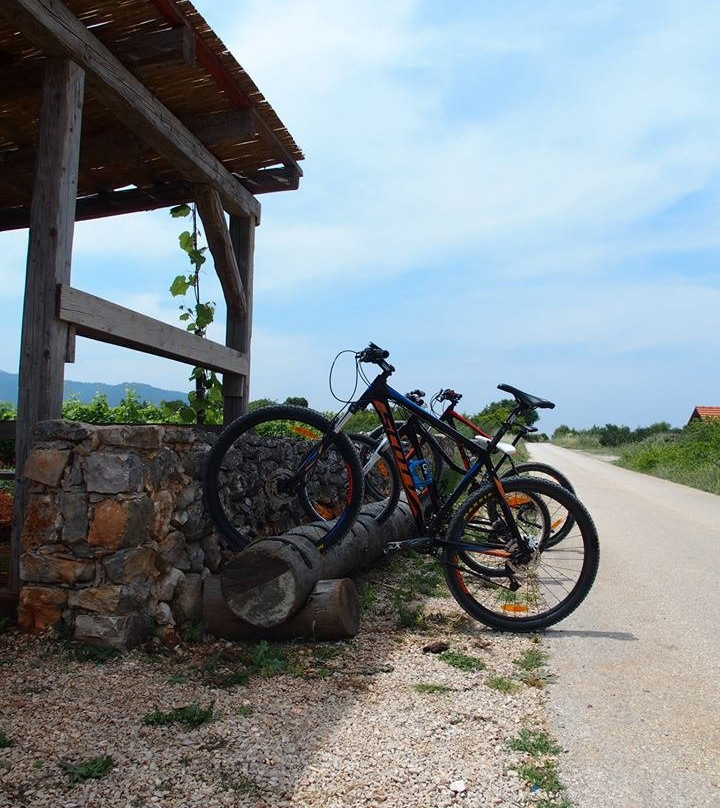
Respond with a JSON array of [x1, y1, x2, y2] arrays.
[[497, 384, 555, 410]]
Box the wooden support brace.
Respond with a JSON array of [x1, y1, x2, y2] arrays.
[[195, 185, 247, 318]]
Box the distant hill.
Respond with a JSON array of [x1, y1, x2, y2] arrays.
[[0, 370, 187, 407]]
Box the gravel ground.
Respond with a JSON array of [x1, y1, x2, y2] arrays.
[[0, 556, 565, 808]]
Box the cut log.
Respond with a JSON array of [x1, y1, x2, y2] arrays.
[[219, 501, 416, 629], [204, 576, 360, 640]]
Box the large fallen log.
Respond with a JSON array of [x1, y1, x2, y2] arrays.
[[203, 576, 360, 640], [204, 500, 417, 636]]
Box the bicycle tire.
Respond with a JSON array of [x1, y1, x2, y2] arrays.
[[348, 432, 401, 523], [503, 462, 576, 547], [441, 477, 599, 631], [203, 405, 364, 551]]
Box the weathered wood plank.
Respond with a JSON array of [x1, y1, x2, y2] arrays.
[[57, 284, 249, 376], [14, 58, 85, 594], [0, 0, 261, 222], [225, 215, 255, 422], [195, 184, 247, 318], [112, 25, 196, 70]]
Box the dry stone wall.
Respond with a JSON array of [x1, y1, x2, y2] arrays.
[[17, 420, 316, 649]]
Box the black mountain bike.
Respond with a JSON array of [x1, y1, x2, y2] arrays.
[[204, 343, 599, 631]]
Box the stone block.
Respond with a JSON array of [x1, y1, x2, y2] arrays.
[[155, 567, 185, 602], [23, 449, 71, 487], [157, 531, 186, 569], [103, 547, 160, 584], [60, 491, 88, 543], [148, 447, 180, 488], [21, 493, 58, 550], [68, 583, 150, 614], [151, 490, 174, 540], [88, 496, 152, 550], [20, 553, 95, 585], [18, 586, 68, 632], [74, 612, 144, 650], [96, 425, 163, 450], [187, 542, 205, 574], [33, 420, 92, 443], [200, 534, 222, 573], [84, 453, 144, 494], [173, 573, 202, 624]]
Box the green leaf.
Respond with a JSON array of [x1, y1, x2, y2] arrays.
[[178, 231, 194, 252], [195, 302, 215, 330], [170, 275, 192, 297], [170, 204, 192, 218]]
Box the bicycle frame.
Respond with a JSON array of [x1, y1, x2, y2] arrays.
[[329, 368, 525, 552]]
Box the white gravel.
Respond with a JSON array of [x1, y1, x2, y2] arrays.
[[0, 564, 562, 808]]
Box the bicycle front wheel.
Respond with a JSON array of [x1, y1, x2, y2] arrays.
[[442, 477, 599, 631], [204, 405, 364, 551]]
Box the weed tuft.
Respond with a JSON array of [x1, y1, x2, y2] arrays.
[[143, 701, 216, 729], [513, 648, 547, 671], [438, 650, 486, 671], [506, 728, 563, 756], [413, 683, 453, 695], [60, 754, 114, 783], [486, 675, 520, 693], [0, 730, 12, 749], [516, 759, 564, 793]]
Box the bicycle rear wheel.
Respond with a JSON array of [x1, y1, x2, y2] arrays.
[[503, 462, 576, 547], [204, 405, 364, 551], [348, 433, 401, 523], [442, 477, 599, 631]]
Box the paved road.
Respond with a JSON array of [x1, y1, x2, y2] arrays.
[[527, 443, 720, 808]]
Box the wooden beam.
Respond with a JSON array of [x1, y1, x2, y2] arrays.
[[112, 25, 196, 70], [57, 284, 249, 376], [14, 57, 85, 594], [195, 184, 247, 318], [224, 214, 255, 422], [0, 0, 261, 222], [0, 184, 196, 231]]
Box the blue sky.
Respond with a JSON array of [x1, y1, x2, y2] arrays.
[[2, 0, 719, 432]]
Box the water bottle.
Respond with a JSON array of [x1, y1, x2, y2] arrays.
[[409, 458, 432, 491]]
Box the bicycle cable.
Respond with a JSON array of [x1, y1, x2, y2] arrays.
[[328, 349, 361, 405]]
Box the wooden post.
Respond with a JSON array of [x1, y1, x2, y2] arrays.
[[225, 214, 256, 423], [12, 58, 84, 592]]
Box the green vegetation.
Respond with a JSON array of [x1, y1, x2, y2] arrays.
[[438, 650, 487, 672], [513, 648, 548, 672], [516, 759, 564, 793], [486, 675, 520, 693], [506, 728, 563, 756], [413, 683, 453, 694], [553, 418, 720, 495], [0, 731, 12, 749], [60, 754, 115, 783], [143, 701, 216, 729]]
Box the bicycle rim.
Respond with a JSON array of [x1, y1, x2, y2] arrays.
[[348, 433, 400, 523], [442, 478, 599, 631], [203, 405, 364, 550]]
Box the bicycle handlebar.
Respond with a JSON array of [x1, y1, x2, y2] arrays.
[[356, 342, 394, 372]]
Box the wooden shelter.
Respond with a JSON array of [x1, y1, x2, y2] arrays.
[[0, 0, 304, 610]]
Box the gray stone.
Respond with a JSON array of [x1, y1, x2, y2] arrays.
[[155, 567, 185, 602], [178, 499, 208, 543], [187, 542, 205, 573], [60, 491, 88, 543], [103, 547, 160, 584], [148, 447, 180, 488], [20, 553, 95, 585], [173, 573, 202, 624], [200, 534, 222, 573], [96, 424, 163, 450], [74, 612, 144, 650], [23, 449, 71, 487], [153, 601, 175, 626], [157, 531, 186, 569], [180, 446, 210, 479], [33, 420, 92, 443], [84, 452, 144, 494]]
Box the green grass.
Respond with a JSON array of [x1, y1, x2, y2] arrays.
[[413, 683, 453, 695], [506, 728, 563, 756], [513, 648, 547, 671], [486, 675, 520, 693], [0, 731, 12, 749], [143, 701, 216, 729], [438, 650, 486, 671], [516, 759, 564, 793], [235, 704, 253, 717], [60, 755, 115, 783]]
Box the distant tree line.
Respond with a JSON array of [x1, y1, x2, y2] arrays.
[[553, 421, 675, 447]]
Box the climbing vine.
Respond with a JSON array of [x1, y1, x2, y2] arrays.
[[169, 203, 223, 424]]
